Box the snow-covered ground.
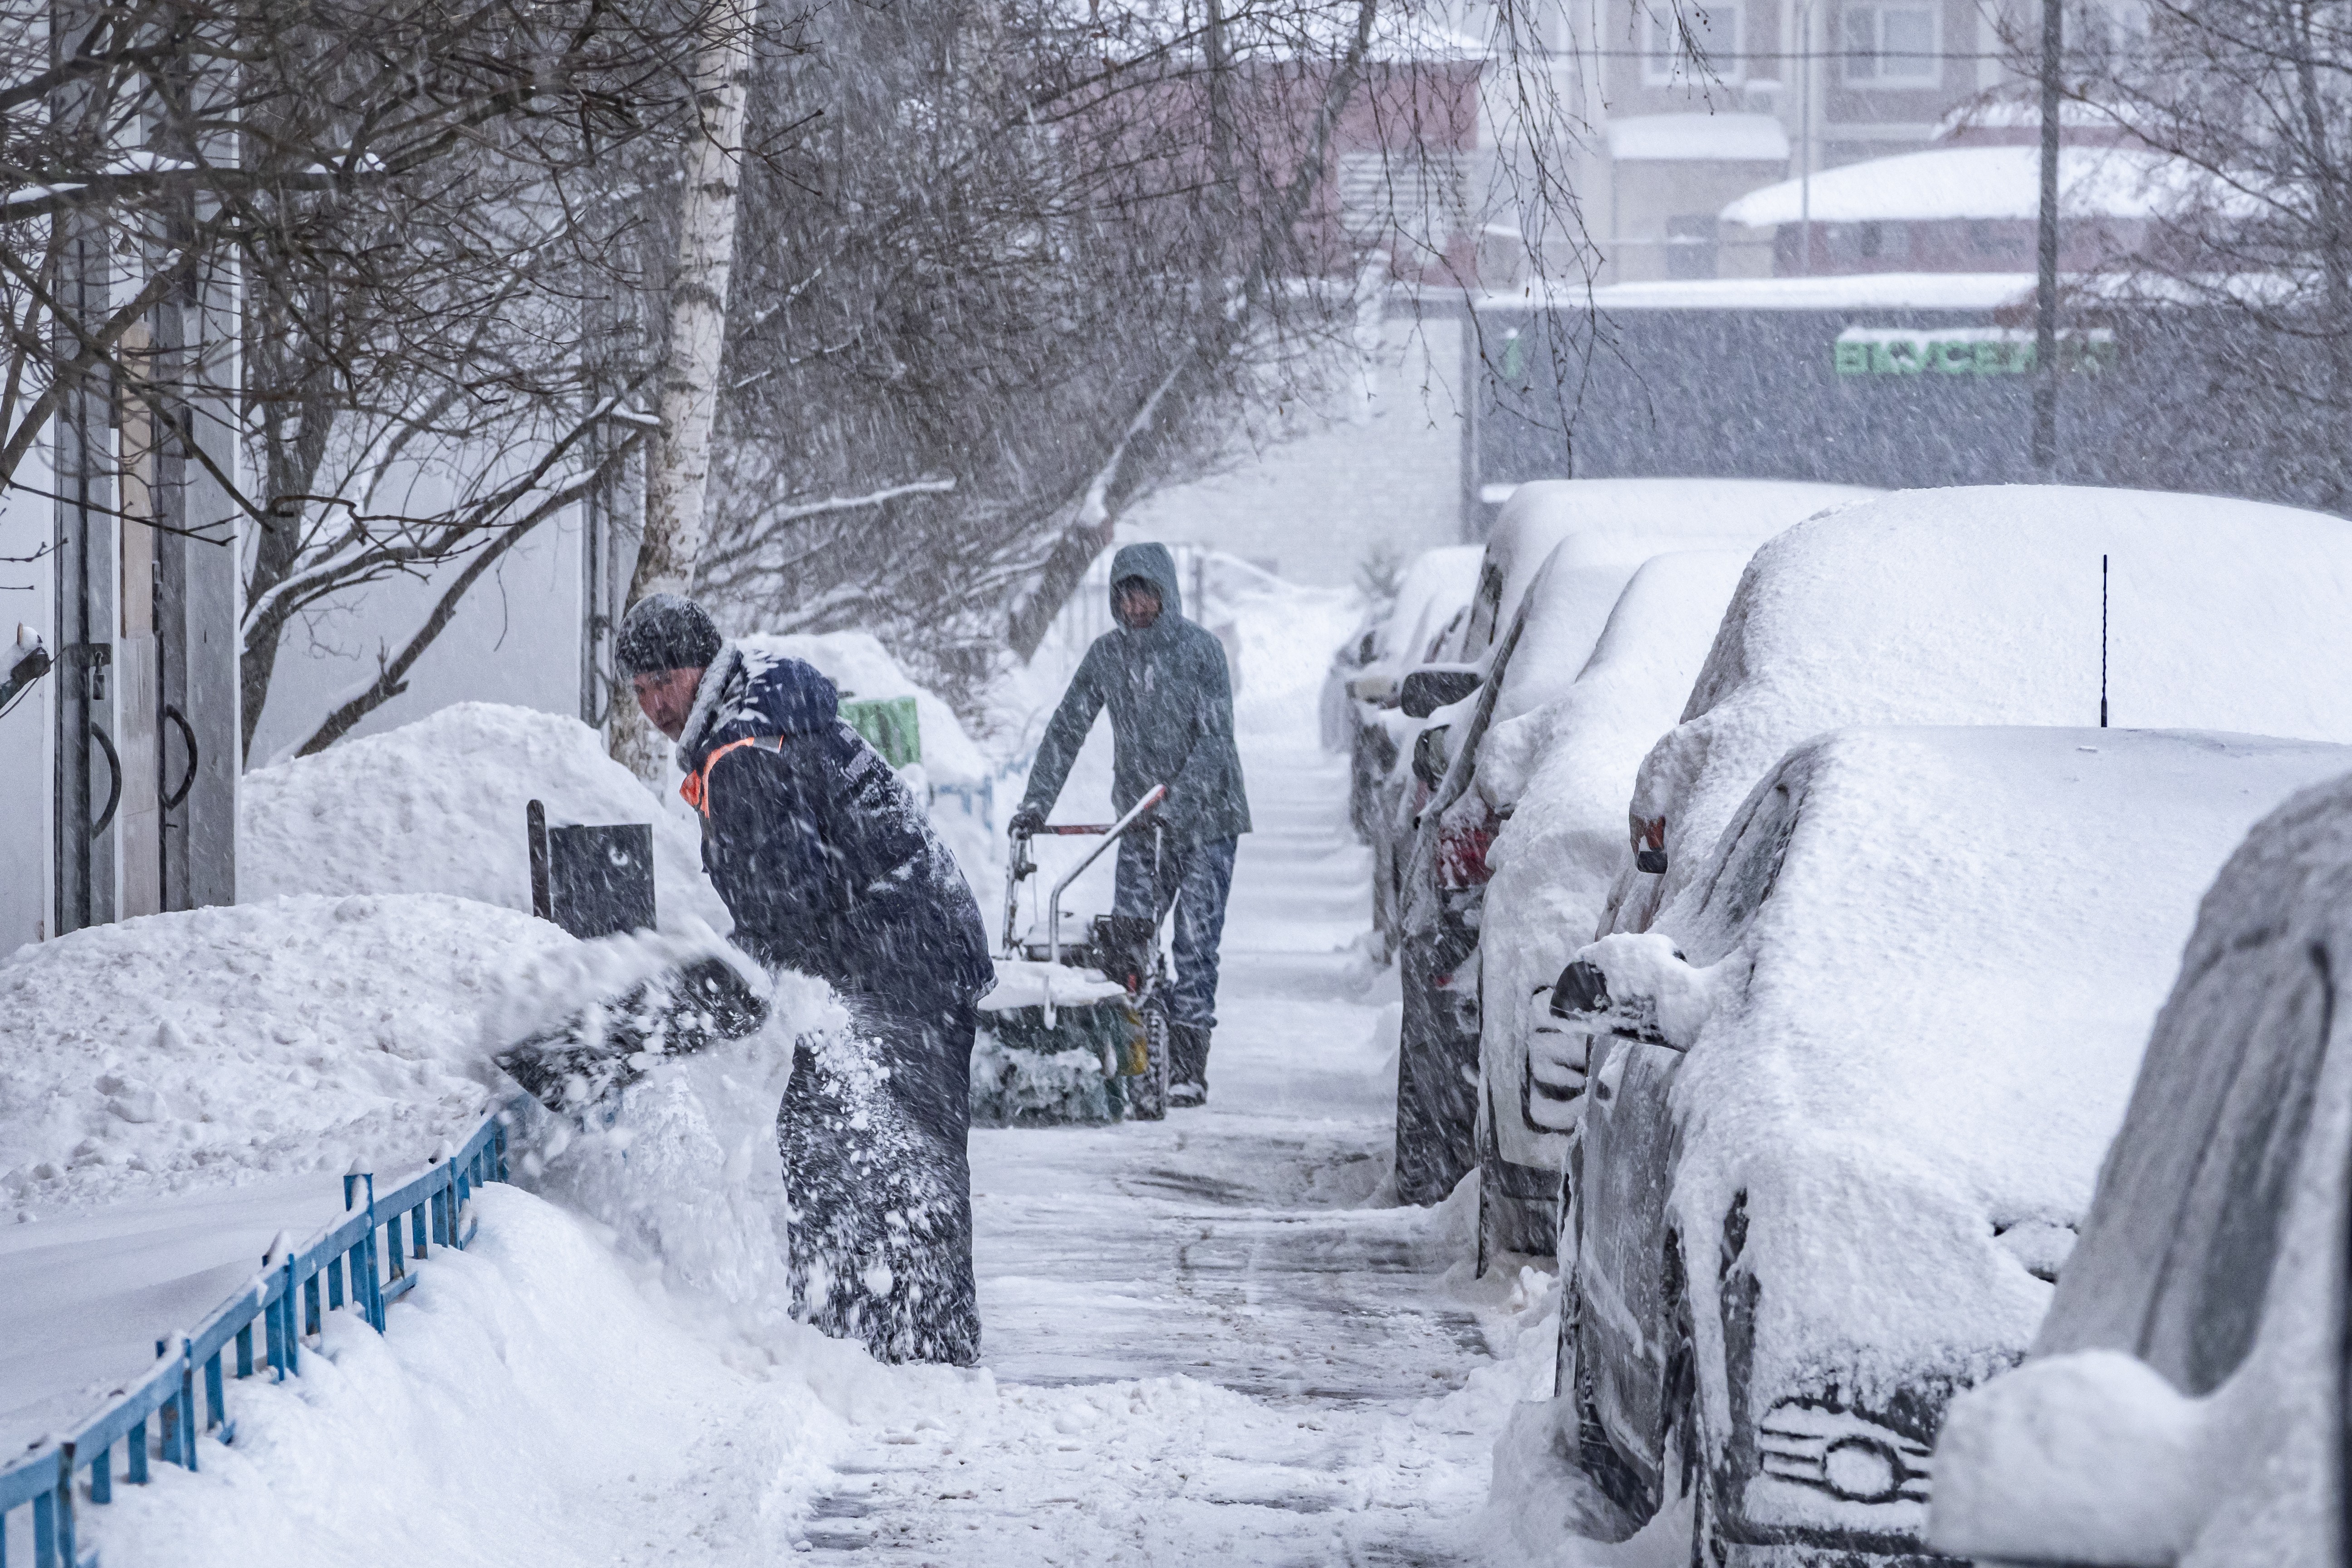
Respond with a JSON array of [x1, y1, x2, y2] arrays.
[[10, 566, 1595, 1567]]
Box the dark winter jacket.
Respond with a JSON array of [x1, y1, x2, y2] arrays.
[[1019, 544, 1251, 846], [676, 644, 994, 1017]]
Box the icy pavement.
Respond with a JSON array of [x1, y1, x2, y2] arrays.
[[793, 721, 1554, 1566]]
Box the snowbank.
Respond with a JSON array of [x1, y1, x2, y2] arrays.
[[1618, 485, 2352, 931], [77, 1184, 870, 1567], [0, 894, 572, 1217], [241, 701, 731, 932], [738, 630, 990, 787]]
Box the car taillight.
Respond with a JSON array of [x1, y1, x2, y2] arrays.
[[1631, 813, 1668, 875], [1437, 818, 1496, 890]]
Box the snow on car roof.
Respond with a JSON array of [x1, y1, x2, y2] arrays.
[[1666, 725, 2352, 1403], [1375, 544, 1482, 668], [1470, 479, 1877, 661], [1719, 145, 2190, 228], [1625, 485, 2352, 929], [1495, 532, 1769, 731]]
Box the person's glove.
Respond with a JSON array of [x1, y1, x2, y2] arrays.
[[1009, 804, 1046, 838]]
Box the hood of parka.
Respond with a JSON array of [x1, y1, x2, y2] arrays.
[[675, 642, 841, 773], [1110, 542, 1184, 639]]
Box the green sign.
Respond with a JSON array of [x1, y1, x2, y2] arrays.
[[1834, 328, 2117, 377], [842, 695, 922, 769]]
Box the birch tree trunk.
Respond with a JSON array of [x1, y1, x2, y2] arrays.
[[612, 0, 755, 779]]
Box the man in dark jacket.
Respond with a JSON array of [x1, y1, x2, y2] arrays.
[[618, 593, 994, 1366], [1011, 543, 1250, 1105]]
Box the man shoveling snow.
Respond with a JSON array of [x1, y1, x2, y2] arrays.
[[618, 594, 995, 1366]]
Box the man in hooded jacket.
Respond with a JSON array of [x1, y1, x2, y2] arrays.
[[1012, 543, 1250, 1104], [617, 593, 994, 1366]]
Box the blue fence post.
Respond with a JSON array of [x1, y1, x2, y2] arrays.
[[235, 1322, 253, 1380], [32, 1479, 54, 1568], [281, 1253, 299, 1377], [203, 1346, 225, 1431], [360, 1174, 384, 1333], [53, 1446, 76, 1568], [127, 1417, 148, 1485], [152, 1341, 176, 1466], [89, 1438, 110, 1504], [175, 1338, 198, 1473]]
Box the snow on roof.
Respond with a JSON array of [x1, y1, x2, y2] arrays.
[[1469, 479, 1878, 661], [1663, 726, 2352, 1410], [738, 631, 989, 786], [1375, 544, 1483, 669], [1618, 485, 2352, 933], [241, 701, 731, 933], [1477, 550, 1754, 1157], [1607, 112, 1790, 163], [1537, 273, 2038, 312], [1720, 145, 2187, 227]]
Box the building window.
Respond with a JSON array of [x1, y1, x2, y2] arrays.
[[1645, 1, 1744, 85], [1841, 1, 1938, 83]]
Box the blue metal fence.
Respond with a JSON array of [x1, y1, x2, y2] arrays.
[[0, 1096, 525, 1567]]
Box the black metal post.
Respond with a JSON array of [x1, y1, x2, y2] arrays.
[[2034, 0, 2063, 468]]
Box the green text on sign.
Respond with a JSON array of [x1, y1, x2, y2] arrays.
[[842, 696, 922, 769], [1833, 328, 2117, 377]]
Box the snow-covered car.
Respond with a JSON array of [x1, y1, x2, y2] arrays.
[[1543, 727, 2352, 1564], [1326, 545, 1483, 953], [1469, 550, 1752, 1264], [1606, 484, 2352, 937], [1389, 480, 1872, 1210], [1928, 770, 2352, 1568]]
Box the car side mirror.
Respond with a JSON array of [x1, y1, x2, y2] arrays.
[[1550, 958, 1611, 1019], [1399, 667, 1480, 718], [1411, 725, 1451, 788], [1548, 945, 1691, 1051], [1636, 848, 1668, 874], [1929, 1351, 2202, 1564]]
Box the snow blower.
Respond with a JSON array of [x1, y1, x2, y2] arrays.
[[971, 784, 1175, 1127]]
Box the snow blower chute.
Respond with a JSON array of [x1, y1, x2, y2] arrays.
[[970, 784, 1176, 1127]]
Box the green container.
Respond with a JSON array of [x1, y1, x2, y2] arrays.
[[841, 695, 921, 768]]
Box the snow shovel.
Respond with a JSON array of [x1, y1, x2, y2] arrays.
[[972, 785, 1175, 1125], [495, 953, 769, 1118]]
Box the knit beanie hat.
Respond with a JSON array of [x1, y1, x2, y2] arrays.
[[616, 593, 723, 676]]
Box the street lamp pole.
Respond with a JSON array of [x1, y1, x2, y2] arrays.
[[2033, 0, 2063, 467]]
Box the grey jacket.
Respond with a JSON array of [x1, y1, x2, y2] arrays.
[[1021, 543, 1251, 846]]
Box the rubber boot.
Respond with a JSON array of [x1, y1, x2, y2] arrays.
[[1168, 1023, 1210, 1107]]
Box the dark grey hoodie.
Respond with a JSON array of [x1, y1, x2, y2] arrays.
[[1020, 543, 1251, 846]]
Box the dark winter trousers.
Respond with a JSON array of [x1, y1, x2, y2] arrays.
[[1112, 833, 1237, 1033], [778, 995, 980, 1366]]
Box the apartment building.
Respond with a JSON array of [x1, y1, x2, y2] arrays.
[[1463, 0, 2052, 283]]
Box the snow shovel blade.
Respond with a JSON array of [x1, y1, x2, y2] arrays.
[[495, 954, 769, 1116]]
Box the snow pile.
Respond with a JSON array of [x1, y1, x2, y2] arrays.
[[0, 894, 571, 1217], [978, 958, 1127, 1013], [241, 701, 730, 932], [738, 630, 990, 787], [1646, 729, 2351, 1445], [78, 1184, 870, 1567], [1619, 485, 2352, 931]]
